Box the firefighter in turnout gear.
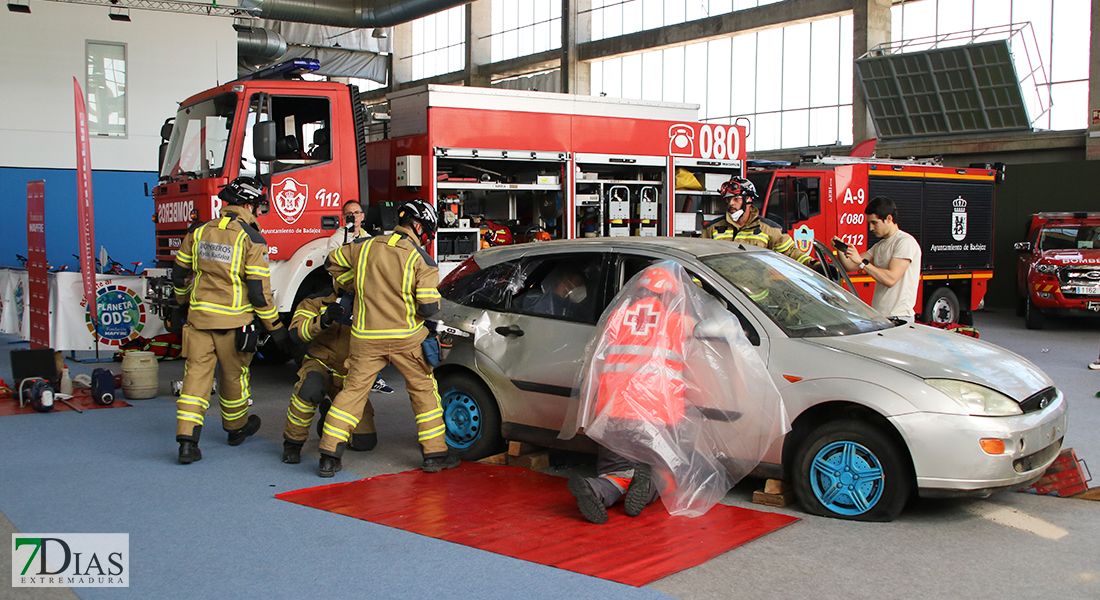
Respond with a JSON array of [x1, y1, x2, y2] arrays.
[[280, 289, 391, 464], [316, 198, 456, 477], [172, 176, 293, 464], [702, 177, 819, 269]]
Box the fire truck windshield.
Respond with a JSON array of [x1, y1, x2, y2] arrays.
[[159, 92, 238, 182], [1039, 226, 1100, 251]]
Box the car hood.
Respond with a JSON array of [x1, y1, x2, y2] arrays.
[[809, 324, 1052, 401], [1038, 249, 1100, 265]]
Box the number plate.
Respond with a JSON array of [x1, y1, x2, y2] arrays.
[[1069, 286, 1100, 295]]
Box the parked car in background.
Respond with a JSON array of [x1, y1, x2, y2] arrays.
[[1015, 212, 1100, 329], [433, 238, 1067, 521]]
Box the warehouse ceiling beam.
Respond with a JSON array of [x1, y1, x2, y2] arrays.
[[43, 0, 259, 18]]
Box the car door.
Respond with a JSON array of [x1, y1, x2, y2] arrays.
[[472, 252, 610, 432]]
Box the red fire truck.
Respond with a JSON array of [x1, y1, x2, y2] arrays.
[[739, 156, 1002, 324], [148, 59, 748, 339], [1014, 212, 1100, 329]]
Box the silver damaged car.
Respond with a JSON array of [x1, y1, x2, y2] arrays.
[[431, 238, 1068, 521]]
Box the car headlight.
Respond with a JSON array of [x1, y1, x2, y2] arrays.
[[925, 379, 1023, 416], [1035, 263, 1058, 275]]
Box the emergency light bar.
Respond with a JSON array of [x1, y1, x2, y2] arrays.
[[236, 59, 321, 82]]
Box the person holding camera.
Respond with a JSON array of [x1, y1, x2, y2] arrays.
[[328, 200, 368, 253], [833, 196, 921, 320], [171, 177, 293, 464]]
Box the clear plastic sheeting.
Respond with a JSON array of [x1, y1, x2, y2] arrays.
[[562, 261, 789, 517]]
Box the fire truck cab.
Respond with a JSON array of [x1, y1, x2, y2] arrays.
[[1014, 211, 1100, 329]]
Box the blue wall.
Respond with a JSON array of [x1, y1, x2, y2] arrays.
[[1, 167, 158, 271]]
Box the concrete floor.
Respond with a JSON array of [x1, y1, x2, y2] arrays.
[[4, 306, 1098, 599]]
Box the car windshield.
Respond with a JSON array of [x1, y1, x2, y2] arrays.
[[159, 92, 238, 182], [1039, 226, 1100, 250], [701, 251, 894, 338]]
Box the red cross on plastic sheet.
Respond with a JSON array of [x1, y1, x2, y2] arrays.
[[623, 304, 660, 336]]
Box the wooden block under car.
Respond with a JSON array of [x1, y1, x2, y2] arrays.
[[764, 479, 792, 495], [477, 452, 508, 465], [508, 441, 540, 457], [507, 451, 550, 471], [752, 489, 795, 508]]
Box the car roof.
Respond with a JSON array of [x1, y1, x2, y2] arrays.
[[470, 237, 769, 266]]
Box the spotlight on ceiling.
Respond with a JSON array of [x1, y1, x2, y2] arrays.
[[108, 7, 130, 21], [232, 18, 254, 32], [371, 27, 388, 39], [7, 2, 31, 13]]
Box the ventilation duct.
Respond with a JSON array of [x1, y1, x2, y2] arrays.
[[238, 0, 468, 28], [238, 28, 288, 62]]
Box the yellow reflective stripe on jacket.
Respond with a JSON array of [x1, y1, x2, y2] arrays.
[[255, 305, 278, 319], [418, 424, 446, 441], [322, 422, 350, 442], [416, 407, 443, 423], [735, 231, 769, 245], [244, 265, 270, 276], [774, 237, 795, 253], [231, 229, 246, 309], [712, 231, 734, 240], [796, 253, 813, 264], [188, 302, 253, 316], [401, 250, 418, 330], [331, 247, 352, 268], [327, 405, 360, 428], [416, 288, 442, 301], [176, 250, 193, 266]]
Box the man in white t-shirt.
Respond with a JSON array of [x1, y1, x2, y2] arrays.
[[833, 196, 921, 319], [327, 200, 369, 253]]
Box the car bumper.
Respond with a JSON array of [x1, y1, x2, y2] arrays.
[[891, 391, 1068, 495]]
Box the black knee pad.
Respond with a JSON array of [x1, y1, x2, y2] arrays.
[[298, 371, 327, 406], [348, 432, 377, 452]]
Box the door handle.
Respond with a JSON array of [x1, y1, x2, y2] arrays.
[[494, 325, 525, 337]]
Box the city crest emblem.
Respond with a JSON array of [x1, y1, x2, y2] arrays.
[[794, 224, 815, 254], [951, 196, 968, 242], [273, 178, 308, 225]]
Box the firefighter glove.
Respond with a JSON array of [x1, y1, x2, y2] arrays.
[[320, 302, 345, 327], [268, 326, 294, 355]]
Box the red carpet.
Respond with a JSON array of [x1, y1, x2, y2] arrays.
[[0, 390, 131, 416], [277, 462, 798, 586]]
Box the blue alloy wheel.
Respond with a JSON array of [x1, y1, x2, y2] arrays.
[[808, 440, 885, 516], [442, 390, 482, 449]]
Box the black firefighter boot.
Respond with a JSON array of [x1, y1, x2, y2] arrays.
[[227, 415, 262, 446], [178, 441, 202, 465], [318, 454, 342, 478], [282, 441, 303, 464]]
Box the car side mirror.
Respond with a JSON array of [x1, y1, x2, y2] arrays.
[[253, 121, 277, 162], [1014, 241, 1032, 252]]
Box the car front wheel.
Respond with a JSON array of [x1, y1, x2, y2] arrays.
[[1025, 296, 1046, 330], [438, 373, 504, 460], [793, 420, 911, 522]]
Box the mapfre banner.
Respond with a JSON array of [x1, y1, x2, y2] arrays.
[[73, 77, 97, 329], [0, 269, 167, 351]]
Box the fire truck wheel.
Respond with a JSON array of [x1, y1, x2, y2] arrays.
[[438, 372, 504, 460], [1025, 296, 1046, 330], [922, 288, 959, 324]]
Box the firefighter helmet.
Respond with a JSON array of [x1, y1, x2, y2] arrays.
[[638, 265, 681, 295], [718, 177, 758, 202], [219, 177, 267, 207], [398, 199, 438, 241]]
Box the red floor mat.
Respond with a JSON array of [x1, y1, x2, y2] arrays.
[[0, 390, 131, 416], [277, 462, 798, 586]]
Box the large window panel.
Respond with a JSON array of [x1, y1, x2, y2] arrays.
[[409, 5, 464, 80], [1049, 81, 1087, 130], [838, 105, 853, 145], [782, 23, 811, 111], [490, 0, 560, 62], [755, 28, 783, 114], [623, 0, 643, 35], [809, 18, 840, 108], [86, 41, 126, 138], [753, 112, 781, 152], [622, 54, 643, 99], [663, 45, 685, 104], [684, 42, 709, 118], [1050, 0, 1089, 83], [603, 56, 623, 98], [730, 34, 757, 116], [809, 107, 840, 147], [707, 37, 732, 120], [838, 15, 853, 105], [642, 51, 664, 102], [782, 109, 809, 149]]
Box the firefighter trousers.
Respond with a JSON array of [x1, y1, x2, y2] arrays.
[[585, 446, 661, 508], [283, 358, 375, 444], [176, 324, 254, 442], [318, 334, 446, 458]]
